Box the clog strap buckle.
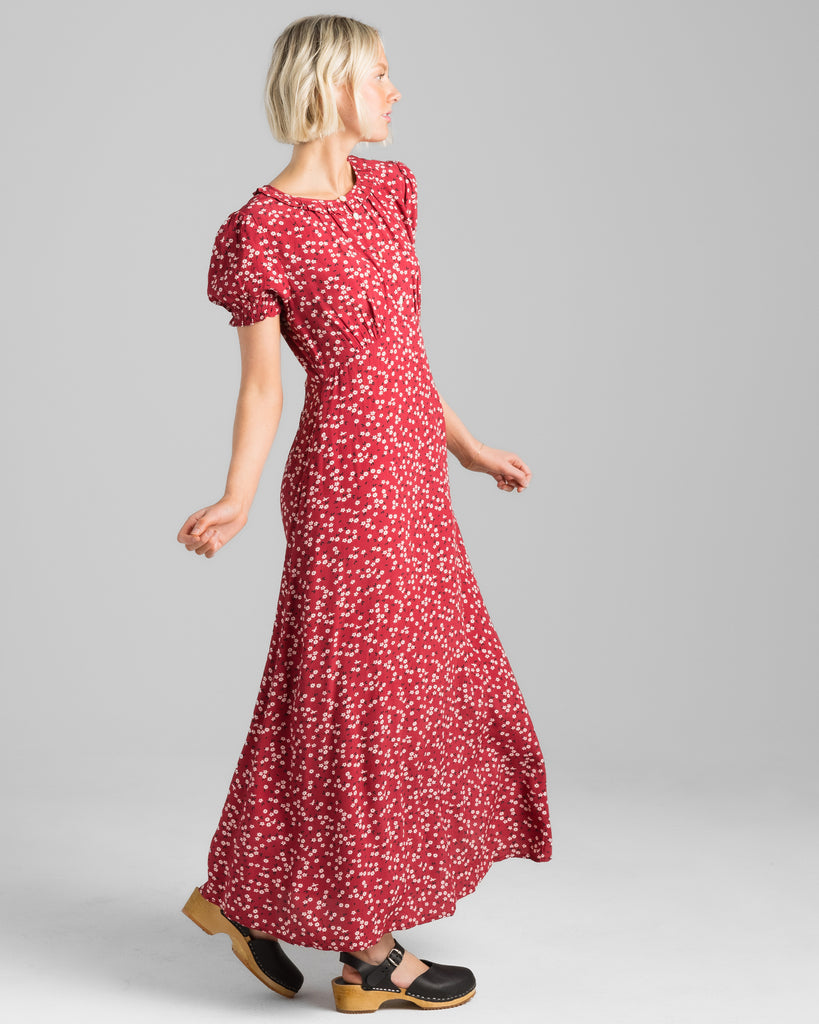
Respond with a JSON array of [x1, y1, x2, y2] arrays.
[[364, 939, 405, 991]]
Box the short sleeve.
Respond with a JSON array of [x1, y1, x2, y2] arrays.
[[207, 209, 290, 328], [389, 160, 418, 244]]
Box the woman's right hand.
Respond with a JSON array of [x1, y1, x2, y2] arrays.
[[177, 497, 249, 558]]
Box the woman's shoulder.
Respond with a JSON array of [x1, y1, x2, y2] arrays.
[[222, 189, 294, 228], [354, 155, 417, 197], [355, 157, 418, 240], [209, 191, 295, 260]]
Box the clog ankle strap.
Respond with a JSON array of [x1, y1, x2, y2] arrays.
[[339, 938, 406, 991]]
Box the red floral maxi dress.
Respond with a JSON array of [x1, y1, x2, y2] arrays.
[[199, 154, 553, 951]]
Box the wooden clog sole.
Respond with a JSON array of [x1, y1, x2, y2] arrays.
[[331, 975, 476, 1013]]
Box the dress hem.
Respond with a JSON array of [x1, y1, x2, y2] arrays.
[[199, 842, 552, 951]]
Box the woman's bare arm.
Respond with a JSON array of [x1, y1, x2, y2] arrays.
[[437, 393, 482, 469], [177, 314, 284, 557], [437, 390, 532, 494]]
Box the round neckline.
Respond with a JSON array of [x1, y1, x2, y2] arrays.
[[254, 154, 367, 208]]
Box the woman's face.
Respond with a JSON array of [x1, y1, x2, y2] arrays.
[[335, 42, 401, 142]]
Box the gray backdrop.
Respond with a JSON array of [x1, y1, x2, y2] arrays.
[[1, 1, 816, 1021]]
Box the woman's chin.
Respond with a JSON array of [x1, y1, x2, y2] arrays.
[[362, 126, 391, 145]]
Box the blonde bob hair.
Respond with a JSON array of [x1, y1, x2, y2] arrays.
[[264, 15, 385, 145]]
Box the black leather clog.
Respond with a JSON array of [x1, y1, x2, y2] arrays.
[[331, 936, 476, 1012], [182, 886, 304, 997]]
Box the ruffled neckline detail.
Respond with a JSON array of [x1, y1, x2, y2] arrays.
[[252, 154, 370, 209]]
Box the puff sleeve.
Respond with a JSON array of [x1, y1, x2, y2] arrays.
[[207, 209, 290, 327], [389, 160, 418, 244]]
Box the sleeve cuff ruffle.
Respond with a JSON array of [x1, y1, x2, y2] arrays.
[[226, 292, 282, 328]]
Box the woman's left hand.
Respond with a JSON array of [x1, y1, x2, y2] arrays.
[[460, 443, 532, 492]]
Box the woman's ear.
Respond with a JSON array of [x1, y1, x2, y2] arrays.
[[331, 77, 355, 130]]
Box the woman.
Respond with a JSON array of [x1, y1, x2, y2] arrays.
[[177, 14, 553, 1014]]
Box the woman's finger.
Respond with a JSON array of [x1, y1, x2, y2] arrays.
[[503, 463, 528, 488], [178, 508, 207, 541], [192, 509, 220, 537], [507, 455, 531, 480], [195, 528, 215, 551]]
